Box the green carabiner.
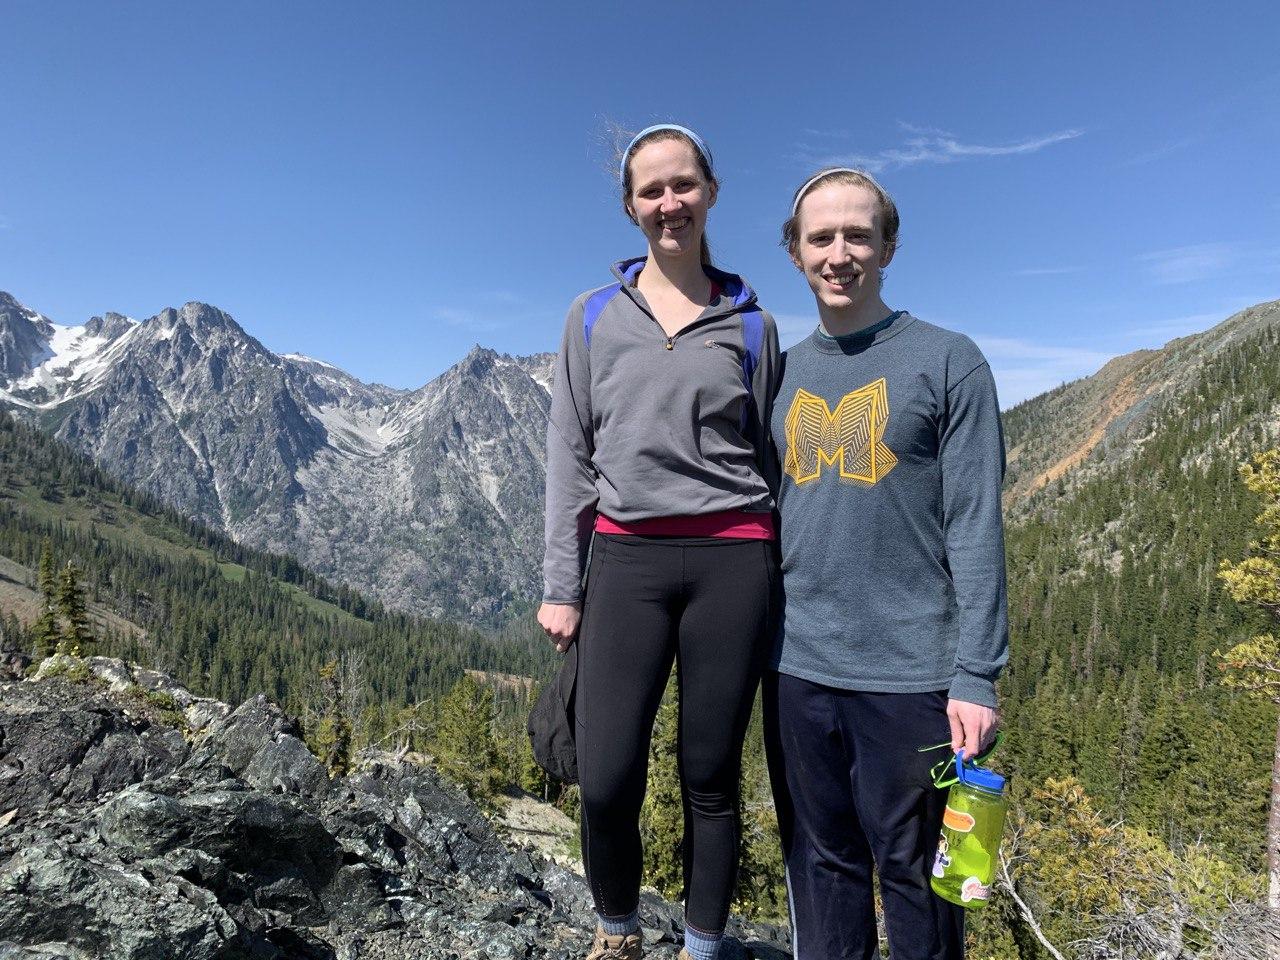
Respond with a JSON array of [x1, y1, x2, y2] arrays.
[[918, 732, 1002, 789]]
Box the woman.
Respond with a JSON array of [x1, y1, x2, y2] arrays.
[[538, 124, 781, 960]]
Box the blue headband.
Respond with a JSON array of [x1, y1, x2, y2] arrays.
[[619, 124, 715, 183]]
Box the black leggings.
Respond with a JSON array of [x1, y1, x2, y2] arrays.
[[575, 533, 779, 933]]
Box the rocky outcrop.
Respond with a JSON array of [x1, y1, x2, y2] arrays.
[[0, 658, 789, 959], [0, 293, 54, 382]]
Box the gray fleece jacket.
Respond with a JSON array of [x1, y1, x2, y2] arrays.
[[542, 257, 780, 603]]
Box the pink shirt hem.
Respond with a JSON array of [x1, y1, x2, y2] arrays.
[[594, 509, 775, 540]]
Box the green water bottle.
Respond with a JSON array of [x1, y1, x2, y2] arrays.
[[930, 752, 1008, 909]]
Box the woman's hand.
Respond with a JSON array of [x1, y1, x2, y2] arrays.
[[537, 602, 582, 653]]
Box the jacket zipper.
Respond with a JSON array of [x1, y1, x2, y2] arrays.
[[625, 286, 743, 350], [654, 313, 726, 351]]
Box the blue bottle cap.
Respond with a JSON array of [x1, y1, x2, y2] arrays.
[[955, 753, 1006, 794]]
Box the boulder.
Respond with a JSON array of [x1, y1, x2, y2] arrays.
[[0, 650, 31, 682], [131, 669, 230, 733], [0, 697, 185, 819], [183, 695, 329, 799], [100, 785, 341, 923], [0, 842, 240, 960], [84, 658, 132, 693]]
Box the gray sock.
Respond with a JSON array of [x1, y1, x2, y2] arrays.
[[597, 909, 639, 937], [684, 923, 723, 960]]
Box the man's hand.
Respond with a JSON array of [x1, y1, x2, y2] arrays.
[[946, 698, 999, 762], [537, 602, 581, 654]]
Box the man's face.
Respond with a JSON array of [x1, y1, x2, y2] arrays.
[[792, 182, 894, 315]]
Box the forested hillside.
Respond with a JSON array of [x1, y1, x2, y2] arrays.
[[0, 412, 553, 716], [999, 313, 1280, 867]]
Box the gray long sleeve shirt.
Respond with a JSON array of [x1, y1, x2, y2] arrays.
[[770, 313, 1009, 707], [542, 258, 780, 603]]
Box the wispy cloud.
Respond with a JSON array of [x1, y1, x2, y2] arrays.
[[1122, 136, 1199, 167], [1120, 297, 1267, 341], [434, 290, 533, 332], [975, 336, 1113, 407], [1121, 312, 1226, 340], [1012, 265, 1085, 277], [435, 307, 509, 333], [797, 123, 1083, 174], [1134, 243, 1280, 285], [1136, 243, 1237, 284]]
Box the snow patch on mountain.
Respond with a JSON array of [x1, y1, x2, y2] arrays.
[[283, 352, 340, 370], [308, 402, 398, 457], [0, 318, 141, 409]]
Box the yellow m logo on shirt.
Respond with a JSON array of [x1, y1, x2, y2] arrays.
[[783, 379, 897, 486]]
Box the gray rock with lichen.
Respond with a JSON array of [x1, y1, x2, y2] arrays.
[[0, 658, 790, 959]]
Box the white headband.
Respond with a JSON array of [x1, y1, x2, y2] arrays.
[[620, 124, 714, 183], [790, 167, 885, 217]]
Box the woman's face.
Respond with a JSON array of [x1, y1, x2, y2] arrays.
[[625, 138, 716, 259], [791, 181, 893, 315]]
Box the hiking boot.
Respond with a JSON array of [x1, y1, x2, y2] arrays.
[[585, 928, 643, 960]]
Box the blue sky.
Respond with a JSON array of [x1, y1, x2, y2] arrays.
[[2, 1, 1277, 405]]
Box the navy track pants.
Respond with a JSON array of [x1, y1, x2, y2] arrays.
[[763, 671, 965, 960]]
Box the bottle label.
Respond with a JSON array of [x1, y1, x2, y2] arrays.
[[961, 876, 990, 902], [942, 805, 976, 833]]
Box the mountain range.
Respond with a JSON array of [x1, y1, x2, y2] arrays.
[[0, 291, 553, 624], [4, 288, 1279, 626]]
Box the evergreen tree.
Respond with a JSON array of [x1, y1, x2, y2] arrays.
[[1216, 448, 1280, 918], [516, 683, 548, 798], [307, 659, 352, 776], [432, 674, 502, 806], [32, 539, 61, 656], [38, 538, 57, 598], [55, 560, 92, 656]]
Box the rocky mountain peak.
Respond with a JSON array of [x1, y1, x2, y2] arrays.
[[83, 312, 136, 341], [457, 344, 503, 376], [0, 291, 55, 380], [146, 301, 257, 346], [0, 288, 563, 622]]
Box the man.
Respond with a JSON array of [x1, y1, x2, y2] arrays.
[[765, 168, 1008, 960]]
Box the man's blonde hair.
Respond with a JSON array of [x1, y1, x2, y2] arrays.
[[780, 168, 899, 261]]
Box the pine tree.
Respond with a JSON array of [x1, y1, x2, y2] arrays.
[[38, 538, 57, 598], [307, 659, 352, 776], [55, 561, 92, 656], [432, 673, 502, 806], [1216, 448, 1280, 920], [516, 684, 548, 798], [32, 540, 61, 657]]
